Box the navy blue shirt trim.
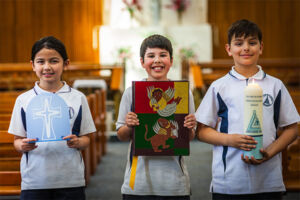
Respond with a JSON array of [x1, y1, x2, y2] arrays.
[[21, 107, 27, 132], [72, 106, 82, 136], [274, 90, 281, 138], [217, 93, 229, 172]]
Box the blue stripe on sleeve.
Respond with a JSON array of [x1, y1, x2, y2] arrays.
[[273, 90, 281, 138], [72, 106, 82, 136], [217, 93, 229, 172], [21, 107, 26, 132]]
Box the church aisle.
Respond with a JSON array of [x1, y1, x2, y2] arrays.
[[85, 139, 300, 200]]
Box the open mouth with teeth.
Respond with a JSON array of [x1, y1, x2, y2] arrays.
[[151, 66, 165, 72], [42, 72, 55, 77]]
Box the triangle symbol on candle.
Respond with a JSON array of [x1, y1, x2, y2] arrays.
[[246, 110, 262, 134]]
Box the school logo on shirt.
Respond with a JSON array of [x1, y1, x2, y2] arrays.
[[263, 94, 273, 107]]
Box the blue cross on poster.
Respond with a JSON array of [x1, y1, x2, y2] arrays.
[[26, 93, 70, 142]]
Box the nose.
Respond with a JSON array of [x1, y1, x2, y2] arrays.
[[243, 43, 250, 51], [44, 62, 51, 70], [154, 56, 161, 63]]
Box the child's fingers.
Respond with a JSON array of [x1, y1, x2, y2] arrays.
[[63, 134, 75, 140], [126, 113, 139, 127], [184, 121, 196, 129], [22, 140, 38, 152], [24, 138, 37, 143], [242, 135, 257, 144], [239, 143, 254, 151], [184, 115, 196, 129], [241, 154, 251, 164]]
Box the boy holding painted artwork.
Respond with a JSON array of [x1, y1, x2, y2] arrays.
[[116, 34, 196, 200], [195, 19, 300, 199]]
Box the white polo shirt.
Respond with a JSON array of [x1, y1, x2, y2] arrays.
[[8, 82, 96, 190], [195, 66, 300, 194], [116, 80, 195, 196]]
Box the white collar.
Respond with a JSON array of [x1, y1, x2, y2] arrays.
[[33, 81, 71, 95], [229, 65, 266, 80]]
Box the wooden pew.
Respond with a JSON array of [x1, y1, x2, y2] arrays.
[[86, 94, 98, 175], [193, 58, 300, 87], [289, 88, 300, 113], [0, 171, 21, 196], [0, 63, 124, 91], [92, 92, 102, 163], [0, 121, 10, 131], [0, 104, 14, 114], [0, 131, 21, 169], [282, 124, 300, 191], [0, 131, 21, 196], [0, 114, 11, 121], [95, 89, 107, 158]]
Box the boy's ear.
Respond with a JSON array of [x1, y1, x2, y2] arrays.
[[225, 44, 232, 56], [140, 57, 145, 67], [259, 41, 264, 55], [31, 60, 36, 71], [63, 59, 70, 70]]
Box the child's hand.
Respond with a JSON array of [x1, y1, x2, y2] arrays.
[[241, 149, 270, 165], [20, 138, 38, 152], [64, 134, 80, 149], [184, 114, 197, 130], [125, 112, 139, 127], [227, 134, 257, 151]]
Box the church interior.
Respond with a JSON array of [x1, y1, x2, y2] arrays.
[[0, 0, 299, 199]]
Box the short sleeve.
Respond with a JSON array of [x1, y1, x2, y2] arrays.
[[189, 90, 195, 114], [195, 84, 219, 128], [8, 97, 26, 137], [278, 83, 300, 127], [79, 95, 96, 136], [116, 87, 132, 130]]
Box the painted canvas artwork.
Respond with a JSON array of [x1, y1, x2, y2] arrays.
[[26, 93, 70, 142], [132, 81, 190, 156]]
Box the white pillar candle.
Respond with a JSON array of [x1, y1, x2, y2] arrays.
[[244, 79, 263, 159]]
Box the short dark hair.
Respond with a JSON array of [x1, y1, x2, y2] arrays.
[[227, 19, 262, 44], [31, 36, 68, 62], [140, 34, 173, 61]]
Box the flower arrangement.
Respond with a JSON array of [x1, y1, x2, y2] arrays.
[[122, 0, 142, 19], [178, 47, 197, 61], [165, 0, 191, 24], [117, 46, 132, 64]]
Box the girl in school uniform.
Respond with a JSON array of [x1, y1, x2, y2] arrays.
[[8, 36, 96, 200]]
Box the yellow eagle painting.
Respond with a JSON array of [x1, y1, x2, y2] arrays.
[[146, 86, 182, 117]]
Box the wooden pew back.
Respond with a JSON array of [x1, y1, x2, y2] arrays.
[[194, 58, 300, 87], [0, 63, 124, 91], [0, 171, 21, 195]]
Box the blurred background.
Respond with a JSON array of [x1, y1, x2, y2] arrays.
[[0, 0, 299, 199]]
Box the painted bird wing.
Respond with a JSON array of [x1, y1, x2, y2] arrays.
[[147, 86, 155, 99], [170, 120, 179, 137], [157, 102, 177, 117], [163, 87, 174, 102], [152, 121, 160, 134]]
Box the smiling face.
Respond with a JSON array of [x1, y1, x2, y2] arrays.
[[31, 48, 69, 91], [225, 35, 263, 70], [141, 47, 173, 81]]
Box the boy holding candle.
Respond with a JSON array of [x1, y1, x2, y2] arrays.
[[195, 19, 300, 200]]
